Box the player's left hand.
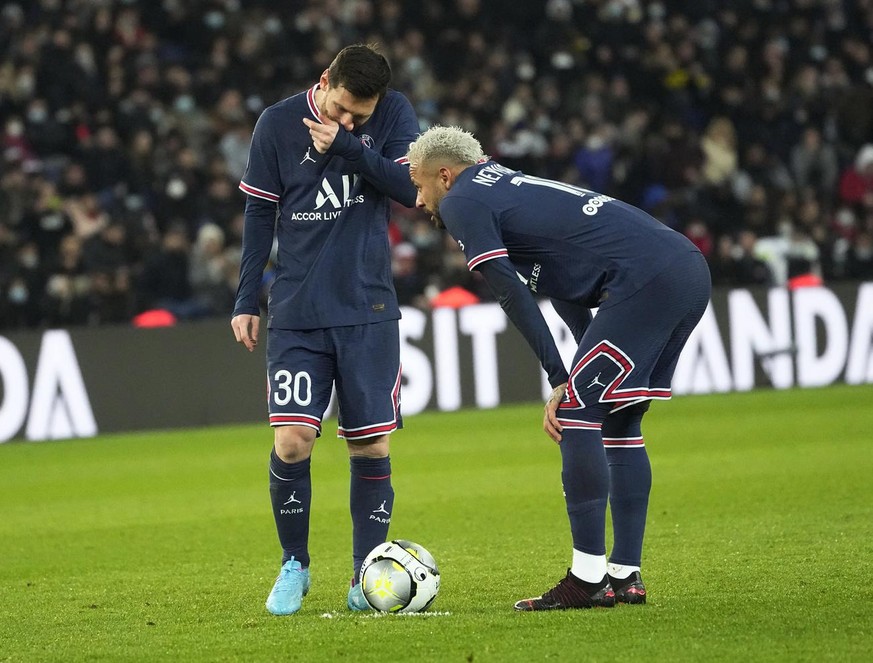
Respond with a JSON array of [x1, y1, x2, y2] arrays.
[[543, 382, 567, 443], [303, 117, 339, 154]]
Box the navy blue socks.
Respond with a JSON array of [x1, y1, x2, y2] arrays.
[[602, 403, 651, 567], [268, 450, 312, 567], [349, 455, 394, 578], [605, 446, 651, 567], [560, 427, 610, 556]]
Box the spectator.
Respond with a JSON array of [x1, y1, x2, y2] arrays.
[[574, 124, 615, 193], [700, 117, 738, 187], [82, 221, 135, 324], [839, 143, 873, 209], [2, 0, 873, 330], [790, 126, 839, 195], [708, 235, 740, 287], [42, 234, 91, 327], [81, 126, 128, 196], [845, 230, 873, 281], [684, 218, 714, 259], [2, 241, 43, 329], [138, 223, 206, 320], [734, 230, 773, 286], [189, 222, 233, 316], [65, 193, 108, 240], [392, 242, 427, 308]]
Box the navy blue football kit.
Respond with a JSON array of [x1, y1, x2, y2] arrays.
[[234, 85, 418, 438], [234, 77, 418, 605], [435, 160, 711, 597], [438, 161, 711, 416]]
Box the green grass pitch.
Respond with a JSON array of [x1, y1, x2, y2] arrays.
[[1, 385, 872, 662]]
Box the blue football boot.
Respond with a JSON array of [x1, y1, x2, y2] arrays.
[[265, 558, 311, 615], [347, 579, 370, 611]]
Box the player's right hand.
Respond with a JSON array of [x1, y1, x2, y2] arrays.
[[303, 116, 339, 154], [543, 382, 567, 443], [231, 314, 259, 352]]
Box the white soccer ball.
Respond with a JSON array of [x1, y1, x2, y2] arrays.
[[359, 539, 440, 613]]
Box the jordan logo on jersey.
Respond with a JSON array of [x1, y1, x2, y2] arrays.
[[300, 147, 316, 164]]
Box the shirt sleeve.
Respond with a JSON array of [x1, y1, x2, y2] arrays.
[[326, 93, 419, 207], [439, 195, 509, 271], [477, 258, 570, 388], [439, 194, 568, 386], [238, 110, 281, 203], [232, 196, 276, 317]]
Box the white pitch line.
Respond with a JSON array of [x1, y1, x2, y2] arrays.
[[320, 611, 452, 619]]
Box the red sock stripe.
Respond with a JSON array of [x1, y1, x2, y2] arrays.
[[602, 436, 645, 448]]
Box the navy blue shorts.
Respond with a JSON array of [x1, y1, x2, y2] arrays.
[[559, 251, 711, 426], [266, 320, 402, 441]]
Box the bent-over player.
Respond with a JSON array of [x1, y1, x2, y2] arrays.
[[407, 126, 711, 611]]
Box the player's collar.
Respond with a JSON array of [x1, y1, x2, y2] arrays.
[[306, 84, 323, 124]]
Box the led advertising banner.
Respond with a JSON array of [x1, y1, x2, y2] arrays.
[[1, 283, 871, 442]]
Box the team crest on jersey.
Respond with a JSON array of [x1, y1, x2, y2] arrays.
[[360, 134, 373, 149]]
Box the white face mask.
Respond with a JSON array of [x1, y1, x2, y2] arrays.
[[6, 119, 24, 137], [27, 106, 48, 123], [8, 282, 28, 304]]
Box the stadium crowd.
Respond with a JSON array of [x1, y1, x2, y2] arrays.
[[2, 0, 873, 330]]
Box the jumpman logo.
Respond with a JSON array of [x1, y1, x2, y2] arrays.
[[283, 492, 302, 506], [300, 147, 316, 164], [587, 372, 606, 389], [372, 500, 390, 515]]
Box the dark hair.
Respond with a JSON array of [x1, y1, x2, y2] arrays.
[[327, 44, 391, 100]]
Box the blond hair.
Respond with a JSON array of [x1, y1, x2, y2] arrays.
[[407, 125, 487, 168]]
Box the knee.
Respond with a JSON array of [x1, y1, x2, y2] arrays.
[[274, 426, 317, 463], [347, 434, 390, 458], [602, 401, 650, 438]]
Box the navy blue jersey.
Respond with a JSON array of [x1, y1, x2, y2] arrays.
[[440, 162, 698, 310], [438, 161, 702, 387], [234, 85, 419, 329]]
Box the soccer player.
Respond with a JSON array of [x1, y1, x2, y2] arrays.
[[407, 126, 711, 611], [230, 45, 419, 615]]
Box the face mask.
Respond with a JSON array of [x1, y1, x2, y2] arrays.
[[27, 107, 48, 123], [9, 283, 28, 303], [15, 72, 35, 97], [204, 10, 225, 28], [6, 119, 23, 137], [174, 95, 195, 113]]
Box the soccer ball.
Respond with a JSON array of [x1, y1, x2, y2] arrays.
[[359, 540, 440, 613]]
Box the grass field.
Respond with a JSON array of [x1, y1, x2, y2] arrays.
[[1, 385, 872, 662]]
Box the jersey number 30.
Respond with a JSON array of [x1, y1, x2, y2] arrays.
[[273, 370, 312, 406]]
